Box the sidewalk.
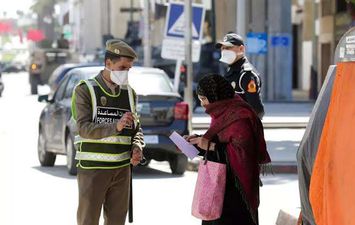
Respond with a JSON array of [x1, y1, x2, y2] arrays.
[[192, 102, 314, 129], [189, 102, 315, 174]]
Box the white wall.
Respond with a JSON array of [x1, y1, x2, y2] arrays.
[[82, 0, 102, 52], [110, 0, 142, 39], [70, 0, 104, 53], [301, 41, 312, 90]]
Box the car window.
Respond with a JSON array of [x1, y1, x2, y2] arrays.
[[48, 65, 65, 87], [65, 73, 85, 99], [55, 76, 69, 101], [64, 71, 97, 99], [129, 72, 174, 95]]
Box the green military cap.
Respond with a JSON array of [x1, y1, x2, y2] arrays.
[[105, 39, 138, 60]]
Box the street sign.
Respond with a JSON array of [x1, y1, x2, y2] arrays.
[[161, 2, 205, 62], [164, 2, 205, 40], [271, 35, 291, 47], [246, 32, 268, 54], [161, 39, 202, 62]]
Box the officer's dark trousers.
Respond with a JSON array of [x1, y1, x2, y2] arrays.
[[77, 166, 130, 225]]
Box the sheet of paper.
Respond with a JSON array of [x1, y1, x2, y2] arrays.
[[169, 131, 199, 160]]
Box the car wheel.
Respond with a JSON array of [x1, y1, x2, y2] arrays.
[[38, 129, 56, 166], [0, 83, 4, 97], [169, 154, 188, 175], [66, 134, 78, 175]]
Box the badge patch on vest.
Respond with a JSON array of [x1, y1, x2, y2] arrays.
[[231, 81, 236, 89], [247, 80, 257, 93], [100, 96, 107, 106], [95, 106, 132, 129]]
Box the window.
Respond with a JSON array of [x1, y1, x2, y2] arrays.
[[337, 0, 347, 13], [55, 76, 69, 101], [64, 70, 98, 99], [129, 72, 174, 95], [65, 73, 86, 99], [322, 0, 332, 16]]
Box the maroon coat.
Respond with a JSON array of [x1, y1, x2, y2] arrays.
[[203, 95, 271, 222]]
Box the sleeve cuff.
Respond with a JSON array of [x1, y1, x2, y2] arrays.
[[132, 143, 143, 151]]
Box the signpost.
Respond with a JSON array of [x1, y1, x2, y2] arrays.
[[161, 2, 205, 133], [161, 2, 205, 91], [161, 2, 205, 63]]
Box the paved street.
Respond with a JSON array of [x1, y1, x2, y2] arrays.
[[0, 72, 300, 225]]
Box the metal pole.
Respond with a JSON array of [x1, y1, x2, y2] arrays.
[[130, 0, 134, 22], [143, 0, 152, 67], [107, 0, 111, 34], [174, 60, 182, 92], [237, 0, 246, 37], [211, 0, 216, 43], [184, 0, 193, 133]]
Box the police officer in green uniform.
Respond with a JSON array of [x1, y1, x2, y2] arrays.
[[216, 33, 265, 119], [72, 39, 145, 225]]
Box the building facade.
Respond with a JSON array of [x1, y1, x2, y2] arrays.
[[301, 0, 354, 94], [63, 0, 299, 100]]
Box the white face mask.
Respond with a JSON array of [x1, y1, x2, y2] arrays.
[[219, 50, 243, 65], [106, 67, 129, 85]]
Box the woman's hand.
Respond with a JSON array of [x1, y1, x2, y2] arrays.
[[188, 136, 215, 151], [183, 134, 200, 142]]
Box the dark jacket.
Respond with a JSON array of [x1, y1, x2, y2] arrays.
[[224, 57, 264, 119]]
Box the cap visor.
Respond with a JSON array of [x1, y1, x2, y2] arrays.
[[215, 41, 234, 49]]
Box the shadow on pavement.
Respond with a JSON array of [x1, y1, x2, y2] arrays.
[[32, 165, 76, 179], [132, 166, 183, 180], [32, 165, 182, 180], [261, 174, 298, 185]]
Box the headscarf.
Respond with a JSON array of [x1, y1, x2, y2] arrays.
[[196, 74, 235, 103]]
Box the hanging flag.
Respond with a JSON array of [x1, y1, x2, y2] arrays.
[[0, 21, 12, 34], [27, 29, 46, 42]]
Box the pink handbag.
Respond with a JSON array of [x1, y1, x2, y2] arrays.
[[191, 144, 226, 221]]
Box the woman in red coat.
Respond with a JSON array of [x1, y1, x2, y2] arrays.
[[188, 74, 271, 225]]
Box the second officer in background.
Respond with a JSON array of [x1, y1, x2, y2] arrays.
[[216, 33, 265, 119]]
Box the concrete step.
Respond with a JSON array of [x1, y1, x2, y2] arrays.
[[187, 159, 298, 174], [192, 116, 309, 129]]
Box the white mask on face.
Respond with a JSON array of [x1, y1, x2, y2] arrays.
[[106, 67, 129, 85], [219, 50, 243, 65]]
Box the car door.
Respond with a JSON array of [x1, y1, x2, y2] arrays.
[[47, 75, 70, 151]]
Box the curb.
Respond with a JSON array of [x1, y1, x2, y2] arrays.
[[187, 160, 298, 174], [192, 122, 308, 129]]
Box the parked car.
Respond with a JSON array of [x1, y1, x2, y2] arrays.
[[0, 61, 25, 73], [37, 66, 189, 175], [29, 48, 74, 95], [47, 63, 103, 96], [0, 72, 4, 97]]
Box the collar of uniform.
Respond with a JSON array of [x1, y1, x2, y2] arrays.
[[97, 71, 120, 95], [230, 56, 246, 70], [225, 57, 246, 77]]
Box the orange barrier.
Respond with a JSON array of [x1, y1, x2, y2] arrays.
[[310, 62, 355, 225]]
